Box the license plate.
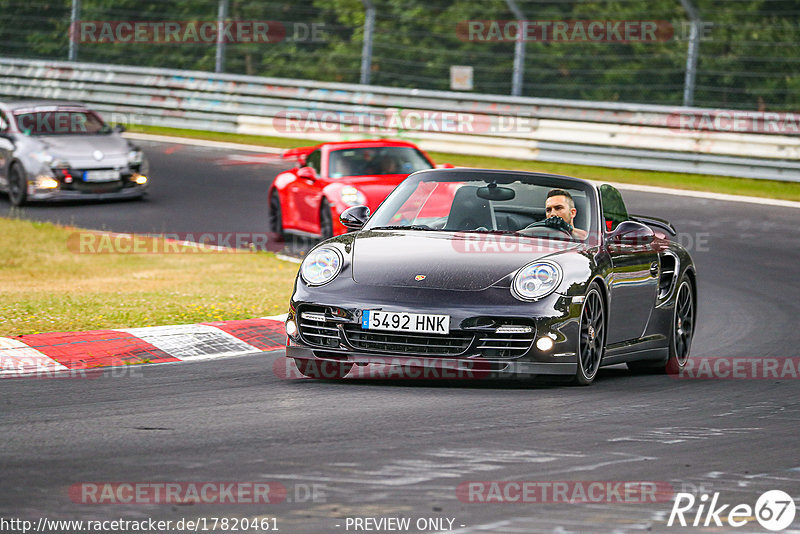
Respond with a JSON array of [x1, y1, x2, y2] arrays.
[[362, 310, 449, 335], [83, 170, 120, 182]]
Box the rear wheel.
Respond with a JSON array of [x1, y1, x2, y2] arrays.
[[574, 285, 605, 386], [627, 276, 695, 374], [295, 359, 353, 379], [8, 164, 28, 207], [319, 198, 334, 240]]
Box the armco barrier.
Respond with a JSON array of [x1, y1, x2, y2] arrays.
[[1, 57, 798, 181]]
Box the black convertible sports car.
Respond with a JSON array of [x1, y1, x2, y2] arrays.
[[284, 168, 696, 385]]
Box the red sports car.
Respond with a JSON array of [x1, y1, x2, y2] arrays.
[[268, 139, 441, 239]]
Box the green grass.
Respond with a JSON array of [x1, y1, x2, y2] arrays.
[[0, 217, 297, 336], [127, 124, 800, 202]]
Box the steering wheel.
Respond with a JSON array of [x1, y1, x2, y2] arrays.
[[519, 219, 574, 238]]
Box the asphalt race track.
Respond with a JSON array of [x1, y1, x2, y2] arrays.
[[2, 139, 800, 533]]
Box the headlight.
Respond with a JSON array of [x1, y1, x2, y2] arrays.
[[128, 149, 144, 165], [340, 186, 366, 207], [31, 151, 68, 168], [512, 261, 562, 301], [300, 247, 343, 286]]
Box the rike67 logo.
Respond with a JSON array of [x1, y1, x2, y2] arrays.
[[668, 490, 796, 531]]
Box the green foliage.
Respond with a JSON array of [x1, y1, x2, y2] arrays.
[[1, 0, 798, 109]]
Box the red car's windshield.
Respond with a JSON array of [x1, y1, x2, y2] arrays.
[[329, 146, 432, 177], [13, 109, 110, 136]]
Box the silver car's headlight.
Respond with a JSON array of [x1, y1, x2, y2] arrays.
[[300, 247, 343, 286], [31, 151, 68, 169], [512, 261, 562, 301], [128, 149, 144, 166]]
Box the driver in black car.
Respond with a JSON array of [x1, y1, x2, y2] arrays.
[[543, 188, 588, 240]]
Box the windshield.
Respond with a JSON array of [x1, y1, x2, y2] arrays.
[[12, 109, 110, 136], [364, 172, 598, 241], [328, 146, 432, 177]]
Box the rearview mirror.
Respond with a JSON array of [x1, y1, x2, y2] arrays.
[[477, 185, 515, 201], [340, 205, 370, 230]]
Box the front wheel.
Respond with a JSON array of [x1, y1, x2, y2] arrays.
[[574, 285, 606, 386], [294, 359, 353, 379], [8, 164, 28, 207]]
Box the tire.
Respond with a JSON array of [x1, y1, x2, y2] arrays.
[[319, 198, 334, 241], [8, 164, 28, 207], [268, 191, 284, 237], [573, 284, 606, 386], [627, 276, 695, 375], [294, 359, 353, 379]]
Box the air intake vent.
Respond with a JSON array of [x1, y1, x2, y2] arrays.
[[298, 306, 340, 348], [658, 252, 678, 299], [477, 329, 534, 359], [342, 325, 473, 356]]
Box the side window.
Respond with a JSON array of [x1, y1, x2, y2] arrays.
[[599, 184, 629, 231], [0, 112, 9, 133], [305, 150, 321, 175]]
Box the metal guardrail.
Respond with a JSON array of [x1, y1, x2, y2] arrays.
[[1, 57, 798, 182]]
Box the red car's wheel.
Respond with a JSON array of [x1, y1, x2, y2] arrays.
[[319, 198, 334, 240], [268, 191, 283, 237]]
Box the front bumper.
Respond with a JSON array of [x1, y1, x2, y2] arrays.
[[285, 288, 584, 378], [27, 185, 147, 202]]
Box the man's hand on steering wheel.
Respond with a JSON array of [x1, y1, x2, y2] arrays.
[[523, 215, 574, 236]]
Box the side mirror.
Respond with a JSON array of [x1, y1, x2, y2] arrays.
[[113, 124, 126, 133], [340, 205, 370, 230], [297, 166, 316, 180], [609, 220, 655, 245]]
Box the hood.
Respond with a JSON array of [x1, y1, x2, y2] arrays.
[[37, 134, 129, 160], [350, 230, 582, 290]]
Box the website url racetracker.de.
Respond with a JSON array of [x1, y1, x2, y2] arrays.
[[0, 516, 279, 533]]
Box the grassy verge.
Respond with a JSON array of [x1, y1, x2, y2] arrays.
[[0, 217, 297, 336], [127, 124, 800, 202]]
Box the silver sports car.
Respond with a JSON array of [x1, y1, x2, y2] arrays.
[[0, 101, 149, 206]]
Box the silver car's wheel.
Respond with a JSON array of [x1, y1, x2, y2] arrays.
[[574, 285, 605, 386], [8, 164, 28, 207]]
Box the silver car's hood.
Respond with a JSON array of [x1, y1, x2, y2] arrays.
[[36, 134, 129, 160]]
